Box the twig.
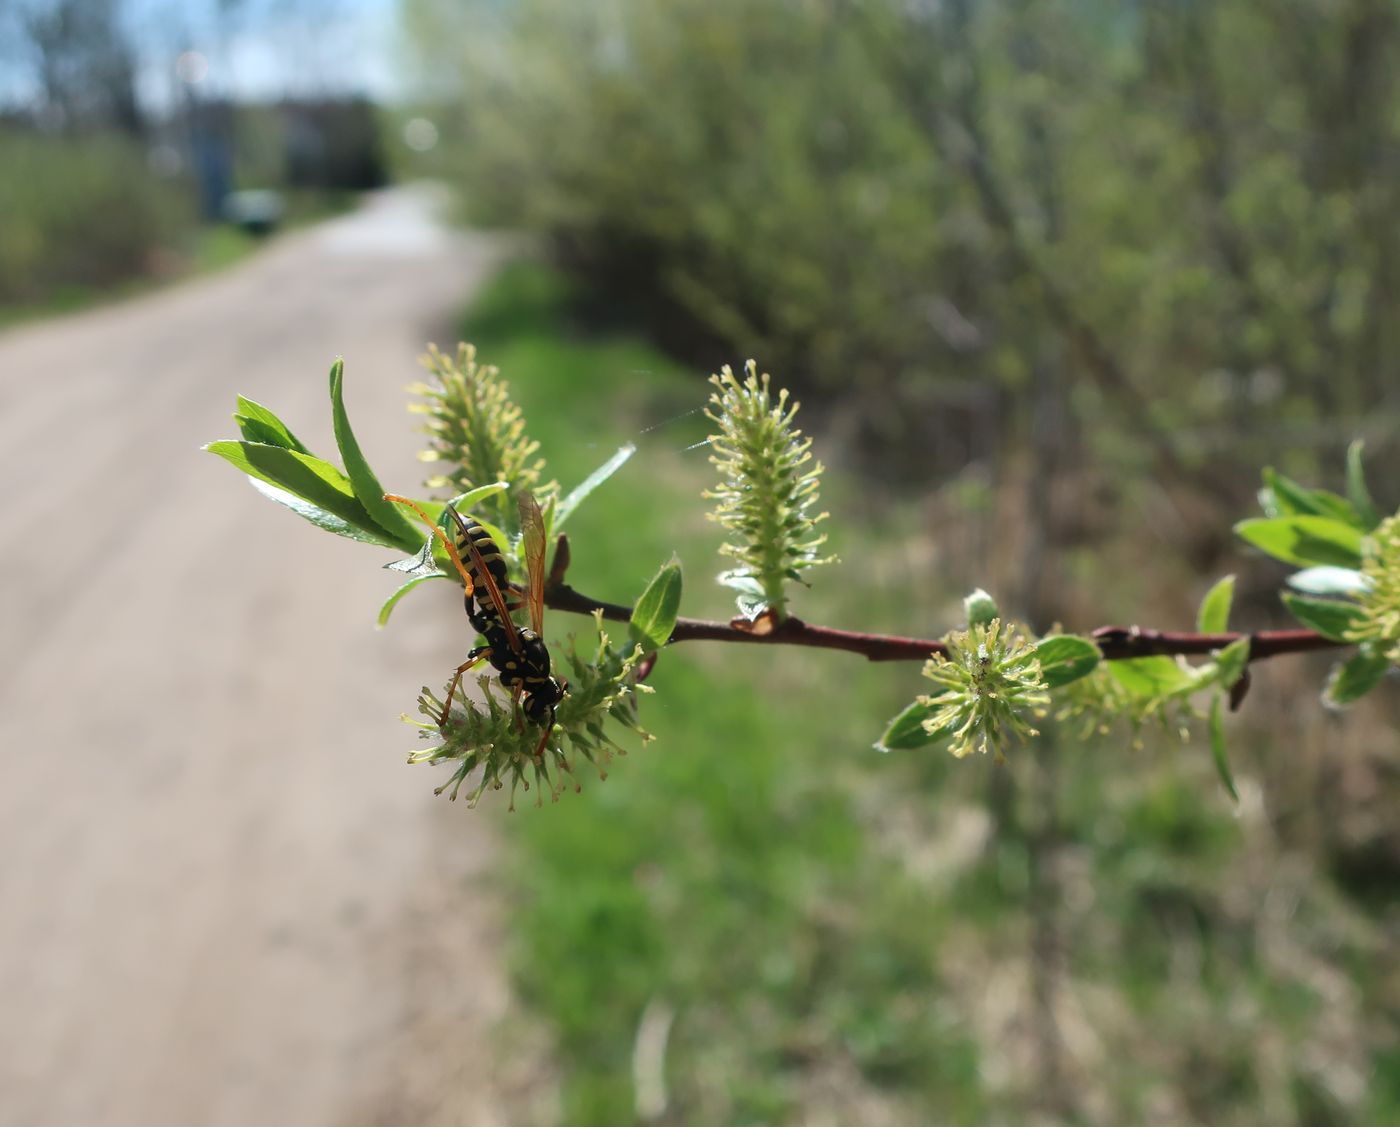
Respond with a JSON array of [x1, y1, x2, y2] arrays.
[[543, 578, 1345, 666]]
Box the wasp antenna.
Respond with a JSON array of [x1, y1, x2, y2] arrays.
[[384, 493, 476, 596]]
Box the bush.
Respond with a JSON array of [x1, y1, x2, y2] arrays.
[[404, 0, 1400, 484], [0, 128, 196, 306]]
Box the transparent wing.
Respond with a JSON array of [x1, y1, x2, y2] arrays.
[[519, 489, 547, 635]]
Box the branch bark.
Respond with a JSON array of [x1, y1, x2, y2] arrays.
[[544, 577, 1344, 666]]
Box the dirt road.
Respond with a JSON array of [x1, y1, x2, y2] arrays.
[[0, 189, 534, 1126]]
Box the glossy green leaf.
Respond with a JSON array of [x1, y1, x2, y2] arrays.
[[329, 360, 422, 551], [1234, 516, 1364, 569], [629, 556, 683, 654], [1287, 566, 1372, 598], [1324, 647, 1392, 707], [1261, 468, 1360, 527], [1033, 635, 1100, 688], [1281, 592, 1366, 642], [717, 570, 765, 595], [247, 479, 401, 547], [233, 396, 312, 454], [385, 533, 441, 576], [1346, 439, 1381, 530], [1196, 574, 1235, 633], [555, 443, 636, 529], [387, 485, 512, 575], [206, 440, 383, 533], [1107, 655, 1196, 698], [1208, 697, 1239, 803], [876, 695, 953, 752], [377, 573, 452, 626]]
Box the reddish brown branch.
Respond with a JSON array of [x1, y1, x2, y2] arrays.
[[543, 579, 1346, 666]]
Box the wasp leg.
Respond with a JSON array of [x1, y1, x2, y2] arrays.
[[438, 646, 491, 728], [532, 706, 557, 760], [510, 682, 525, 733]]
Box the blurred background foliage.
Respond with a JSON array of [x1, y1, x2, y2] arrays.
[[403, 0, 1400, 499], [394, 1, 1400, 1122], [0, 0, 387, 315]]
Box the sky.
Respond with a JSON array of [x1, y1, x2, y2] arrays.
[[1, 0, 406, 110]]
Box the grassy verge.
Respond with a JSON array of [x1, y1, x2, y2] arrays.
[[463, 262, 982, 1124], [457, 259, 1399, 1127]]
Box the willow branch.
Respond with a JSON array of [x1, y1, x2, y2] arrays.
[[543, 579, 1346, 666]]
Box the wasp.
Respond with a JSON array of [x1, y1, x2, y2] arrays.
[[385, 490, 567, 758]]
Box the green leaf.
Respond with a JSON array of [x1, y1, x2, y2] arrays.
[[377, 573, 452, 627], [1196, 574, 1235, 633], [1324, 647, 1392, 707], [1287, 566, 1372, 598], [963, 588, 999, 628], [718, 570, 765, 595], [1234, 516, 1364, 569], [1213, 637, 1251, 688], [1261, 468, 1360, 527], [247, 479, 402, 547], [233, 396, 312, 454], [1346, 439, 1381, 530], [1280, 592, 1367, 642], [555, 444, 636, 529], [1033, 635, 1100, 688], [1208, 697, 1240, 803], [385, 533, 441, 576], [415, 482, 512, 524], [206, 440, 386, 535], [387, 485, 512, 575], [628, 556, 683, 655], [875, 696, 953, 752], [329, 360, 422, 551], [1107, 656, 1196, 699]]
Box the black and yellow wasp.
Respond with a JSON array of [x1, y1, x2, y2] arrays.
[[385, 490, 567, 758]]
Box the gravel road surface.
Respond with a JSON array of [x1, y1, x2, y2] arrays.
[[0, 188, 532, 1127]]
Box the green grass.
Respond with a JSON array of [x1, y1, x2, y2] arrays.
[[450, 259, 1400, 1126]]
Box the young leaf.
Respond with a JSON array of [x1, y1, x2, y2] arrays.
[[385, 533, 441, 576], [329, 360, 423, 551], [207, 440, 384, 534], [555, 444, 636, 529], [1280, 592, 1368, 642], [1234, 516, 1365, 569], [876, 696, 953, 752], [1261, 468, 1360, 527], [1107, 655, 1196, 698], [377, 573, 453, 627], [386, 485, 511, 575], [1208, 697, 1240, 803], [1197, 574, 1235, 633], [1033, 635, 1101, 688], [629, 556, 683, 655], [1324, 647, 1391, 708], [234, 396, 312, 454], [1346, 439, 1381, 530], [1212, 637, 1251, 689], [247, 479, 402, 547], [1287, 566, 1372, 598]]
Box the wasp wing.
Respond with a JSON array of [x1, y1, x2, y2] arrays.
[[518, 489, 547, 636], [445, 505, 521, 654]]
